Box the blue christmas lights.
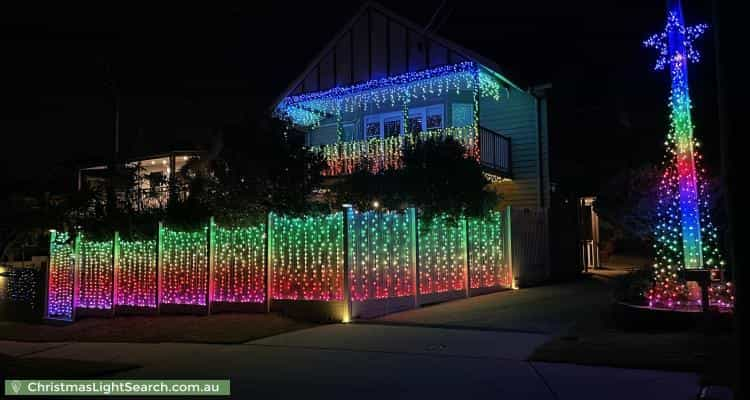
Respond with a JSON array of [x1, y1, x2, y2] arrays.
[[644, 8, 708, 71], [276, 62, 507, 127]]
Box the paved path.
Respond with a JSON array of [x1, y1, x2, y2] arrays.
[[0, 270, 701, 399], [377, 272, 622, 334], [0, 323, 699, 399]]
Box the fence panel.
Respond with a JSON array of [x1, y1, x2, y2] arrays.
[[418, 214, 467, 304], [213, 224, 266, 304], [77, 237, 114, 310], [117, 239, 157, 309], [468, 211, 511, 292], [349, 209, 415, 300], [46, 231, 75, 320], [511, 208, 549, 286], [270, 213, 343, 301], [160, 226, 209, 306]]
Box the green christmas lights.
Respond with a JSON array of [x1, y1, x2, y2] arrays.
[[468, 211, 509, 289], [418, 214, 467, 295], [118, 239, 157, 308], [269, 213, 344, 301], [214, 224, 266, 303], [160, 226, 209, 306], [348, 209, 415, 300], [78, 237, 113, 310]]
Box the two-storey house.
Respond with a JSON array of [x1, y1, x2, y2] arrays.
[[273, 2, 553, 283]]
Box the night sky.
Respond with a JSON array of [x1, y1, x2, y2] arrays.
[[0, 1, 721, 195]]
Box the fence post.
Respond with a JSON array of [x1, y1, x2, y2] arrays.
[[464, 217, 470, 298], [112, 231, 120, 316], [72, 230, 81, 321], [505, 206, 516, 289], [157, 221, 163, 314], [409, 208, 419, 308], [342, 207, 352, 323], [265, 212, 273, 313], [207, 217, 215, 315]]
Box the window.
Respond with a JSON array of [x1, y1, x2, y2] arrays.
[[342, 123, 356, 141], [426, 105, 444, 130], [383, 116, 402, 138], [407, 115, 423, 134], [363, 105, 444, 138], [365, 116, 381, 139], [363, 111, 403, 139], [403, 104, 444, 133]]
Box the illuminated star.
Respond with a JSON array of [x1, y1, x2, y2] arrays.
[[643, 11, 708, 70]]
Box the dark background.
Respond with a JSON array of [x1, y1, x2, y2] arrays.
[[0, 0, 721, 196]]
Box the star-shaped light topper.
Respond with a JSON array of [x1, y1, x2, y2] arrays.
[[644, 10, 708, 71]]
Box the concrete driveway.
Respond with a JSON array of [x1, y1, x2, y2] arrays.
[[0, 271, 701, 399]]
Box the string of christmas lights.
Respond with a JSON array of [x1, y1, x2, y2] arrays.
[[270, 213, 344, 301], [160, 226, 209, 306], [7, 268, 41, 308], [213, 224, 266, 303], [468, 211, 510, 289], [47, 210, 511, 318], [78, 237, 113, 310], [311, 126, 479, 176], [348, 209, 415, 301], [117, 239, 157, 308], [47, 232, 75, 319], [276, 62, 507, 127], [644, 0, 732, 309], [418, 214, 467, 295]]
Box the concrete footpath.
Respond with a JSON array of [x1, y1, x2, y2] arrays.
[[0, 323, 700, 400]]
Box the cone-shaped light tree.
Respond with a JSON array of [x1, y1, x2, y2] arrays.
[[644, 0, 731, 308]]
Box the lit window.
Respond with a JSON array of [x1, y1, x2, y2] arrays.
[[365, 116, 380, 139], [407, 115, 423, 134], [426, 105, 444, 130], [383, 116, 402, 138]]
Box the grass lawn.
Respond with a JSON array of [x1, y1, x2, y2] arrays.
[[530, 268, 736, 387], [0, 313, 316, 344]]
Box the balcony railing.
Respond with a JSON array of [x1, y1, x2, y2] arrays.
[[310, 126, 479, 176], [479, 126, 511, 177], [310, 125, 511, 178]]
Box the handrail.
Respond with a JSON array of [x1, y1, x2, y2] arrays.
[[478, 126, 511, 177]]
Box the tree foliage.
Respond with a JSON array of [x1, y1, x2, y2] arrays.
[[330, 137, 499, 223]]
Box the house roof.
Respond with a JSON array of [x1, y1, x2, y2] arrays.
[[272, 1, 521, 111]]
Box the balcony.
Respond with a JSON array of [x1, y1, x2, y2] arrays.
[[310, 125, 511, 179]]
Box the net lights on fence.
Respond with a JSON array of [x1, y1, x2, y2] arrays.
[[468, 211, 509, 289], [275, 62, 507, 127], [47, 231, 75, 320], [644, 0, 732, 309], [46, 209, 511, 321], [161, 227, 209, 306], [118, 239, 157, 308], [418, 215, 467, 295], [270, 213, 344, 301], [213, 225, 266, 303], [78, 238, 114, 310], [349, 210, 415, 301]]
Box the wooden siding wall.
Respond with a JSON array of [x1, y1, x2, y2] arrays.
[[291, 9, 467, 96], [480, 90, 547, 210]]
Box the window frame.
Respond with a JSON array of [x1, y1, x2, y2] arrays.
[[364, 104, 444, 138]]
